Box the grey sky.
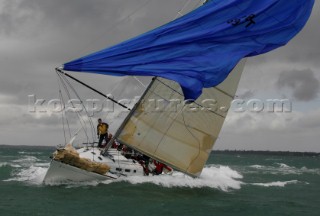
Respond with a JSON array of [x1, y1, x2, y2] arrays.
[[276, 69, 319, 101], [0, 0, 319, 152]]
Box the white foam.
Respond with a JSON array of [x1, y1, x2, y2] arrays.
[[5, 157, 243, 190], [247, 163, 319, 175], [12, 156, 39, 164], [4, 165, 49, 184], [251, 180, 299, 187], [0, 162, 21, 168], [18, 151, 41, 155], [277, 163, 291, 168], [0, 162, 8, 168], [300, 166, 320, 175], [113, 165, 243, 191], [250, 165, 264, 169], [10, 164, 22, 168]]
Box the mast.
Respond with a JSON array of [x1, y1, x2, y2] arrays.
[[102, 77, 157, 154], [102, 1, 205, 153]]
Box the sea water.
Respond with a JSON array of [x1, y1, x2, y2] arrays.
[[0, 145, 319, 216]]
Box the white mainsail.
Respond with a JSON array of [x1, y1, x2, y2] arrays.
[[115, 60, 246, 177]]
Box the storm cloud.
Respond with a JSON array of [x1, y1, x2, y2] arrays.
[[0, 0, 319, 151], [276, 69, 320, 101]]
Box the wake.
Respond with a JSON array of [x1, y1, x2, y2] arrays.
[[114, 165, 243, 191], [3, 159, 244, 191]]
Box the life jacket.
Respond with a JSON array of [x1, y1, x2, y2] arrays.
[[154, 161, 164, 175], [152, 160, 172, 175], [98, 123, 108, 135]]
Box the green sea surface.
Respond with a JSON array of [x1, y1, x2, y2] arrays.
[[0, 145, 319, 216]]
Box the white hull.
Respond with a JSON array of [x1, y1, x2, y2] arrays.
[[43, 159, 117, 183], [43, 147, 146, 184]]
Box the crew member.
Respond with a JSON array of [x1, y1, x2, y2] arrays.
[[97, 118, 108, 148], [152, 160, 173, 175]]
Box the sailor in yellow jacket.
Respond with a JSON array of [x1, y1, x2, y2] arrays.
[[97, 118, 109, 148]]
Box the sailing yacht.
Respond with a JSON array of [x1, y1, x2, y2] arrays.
[[44, 60, 245, 183], [43, 0, 314, 183]]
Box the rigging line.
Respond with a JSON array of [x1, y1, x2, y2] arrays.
[[64, 76, 98, 146], [56, 71, 68, 145], [59, 88, 71, 141], [101, 77, 157, 154], [99, 77, 134, 126], [108, 77, 128, 96], [58, 73, 96, 143], [57, 72, 91, 143], [57, 72, 72, 139], [57, 74, 86, 144], [95, 79, 123, 124], [58, 78, 75, 142], [57, 72, 90, 143], [59, 90, 67, 144], [59, 73, 96, 138], [70, 0, 156, 61], [111, 78, 133, 108], [57, 69, 135, 144]]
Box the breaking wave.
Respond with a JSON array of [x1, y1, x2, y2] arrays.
[[0, 162, 8, 168], [248, 163, 320, 175], [5, 160, 243, 191], [277, 163, 291, 168], [4, 165, 49, 184], [113, 165, 243, 191], [3, 155, 50, 185]]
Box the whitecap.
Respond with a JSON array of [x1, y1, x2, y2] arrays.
[[18, 151, 42, 155], [277, 163, 291, 168], [251, 180, 299, 187], [0, 162, 22, 168], [249, 165, 264, 169], [12, 156, 39, 164], [300, 166, 320, 175], [0, 162, 8, 168], [10, 164, 22, 168], [4, 165, 49, 185]]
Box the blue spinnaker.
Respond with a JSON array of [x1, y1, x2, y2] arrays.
[[64, 0, 314, 100]]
